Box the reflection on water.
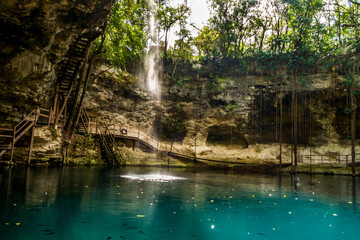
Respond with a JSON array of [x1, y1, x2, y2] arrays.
[[0, 167, 359, 240], [120, 174, 186, 182]]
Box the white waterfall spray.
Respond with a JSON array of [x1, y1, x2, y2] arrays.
[[145, 0, 160, 99]]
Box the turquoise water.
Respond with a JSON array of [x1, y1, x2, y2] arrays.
[[0, 167, 359, 240]]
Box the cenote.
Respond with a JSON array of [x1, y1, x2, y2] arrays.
[[1, 0, 360, 239], [0, 167, 359, 240]]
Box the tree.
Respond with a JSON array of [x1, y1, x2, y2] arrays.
[[208, 0, 257, 57], [100, 0, 148, 72], [193, 26, 219, 58], [280, 0, 325, 172], [156, 2, 191, 55]]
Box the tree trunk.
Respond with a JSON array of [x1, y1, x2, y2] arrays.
[[351, 93, 357, 176], [294, 73, 298, 170], [164, 28, 168, 55], [280, 93, 283, 167], [337, 3, 342, 45], [291, 71, 298, 173], [259, 25, 267, 52]]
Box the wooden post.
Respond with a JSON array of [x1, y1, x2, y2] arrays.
[[279, 95, 282, 168], [10, 127, 15, 165], [53, 83, 59, 118], [56, 97, 60, 119], [27, 125, 35, 166], [194, 133, 197, 162], [48, 108, 52, 126], [54, 83, 73, 126], [35, 106, 39, 124], [28, 107, 38, 165]]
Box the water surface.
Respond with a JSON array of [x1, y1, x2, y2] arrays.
[[0, 167, 359, 239]]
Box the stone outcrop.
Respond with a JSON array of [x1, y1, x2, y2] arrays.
[[0, 0, 114, 122]]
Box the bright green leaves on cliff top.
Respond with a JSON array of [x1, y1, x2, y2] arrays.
[[98, 0, 360, 76], [156, 2, 191, 55], [100, 0, 148, 72], [207, 0, 258, 58]]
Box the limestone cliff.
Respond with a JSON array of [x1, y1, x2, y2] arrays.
[[84, 61, 359, 166], [0, 0, 114, 123], [0, 1, 359, 168]]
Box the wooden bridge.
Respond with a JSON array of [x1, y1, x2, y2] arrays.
[[77, 108, 199, 161], [0, 105, 197, 165], [77, 108, 255, 165]]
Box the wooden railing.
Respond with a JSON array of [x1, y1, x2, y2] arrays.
[[4, 105, 360, 167], [77, 108, 123, 165], [0, 106, 55, 164], [96, 124, 116, 166], [104, 123, 124, 165], [76, 107, 205, 163], [77, 108, 190, 158], [299, 154, 360, 165]]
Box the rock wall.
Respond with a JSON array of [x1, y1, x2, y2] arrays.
[[0, 0, 114, 123], [85, 62, 360, 165]]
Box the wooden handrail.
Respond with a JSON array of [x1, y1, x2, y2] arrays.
[[38, 107, 49, 112], [0, 128, 13, 131], [14, 109, 36, 130], [96, 123, 116, 165], [0, 134, 13, 138], [300, 154, 360, 164]]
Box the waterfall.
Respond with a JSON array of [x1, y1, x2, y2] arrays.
[[145, 0, 160, 99]]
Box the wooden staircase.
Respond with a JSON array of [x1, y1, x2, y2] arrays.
[[0, 107, 54, 164], [53, 34, 124, 166], [53, 36, 92, 125], [78, 108, 124, 166]]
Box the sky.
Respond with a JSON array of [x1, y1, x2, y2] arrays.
[[167, 0, 211, 46]]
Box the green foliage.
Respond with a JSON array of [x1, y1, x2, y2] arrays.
[[160, 116, 186, 134], [224, 101, 240, 114], [344, 108, 351, 114], [156, 2, 191, 54], [208, 0, 258, 58], [299, 76, 313, 88], [207, 74, 226, 91], [190, 0, 359, 73], [99, 0, 360, 84], [156, 115, 187, 141], [193, 26, 219, 58], [98, 0, 148, 72]]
